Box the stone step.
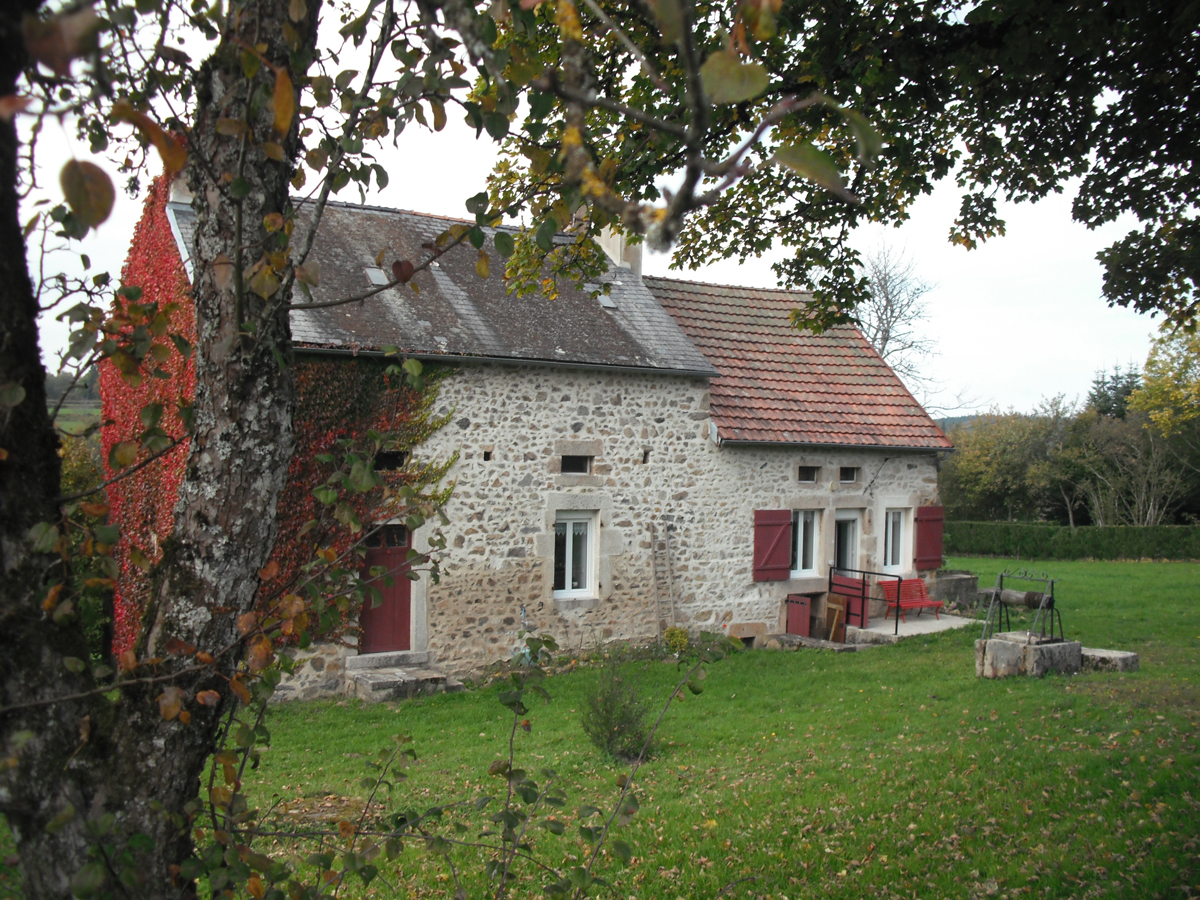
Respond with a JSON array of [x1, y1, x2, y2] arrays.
[[1082, 647, 1139, 673], [349, 666, 450, 702], [762, 633, 867, 653], [346, 650, 431, 670]]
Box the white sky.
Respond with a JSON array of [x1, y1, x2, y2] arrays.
[[33, 112, 1158, 416]]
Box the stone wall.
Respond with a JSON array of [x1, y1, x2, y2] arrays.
[[403, 363, 941, 674], [271, 642, 354, 702]]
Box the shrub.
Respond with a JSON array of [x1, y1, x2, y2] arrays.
[[663, 626, 688, 655], [945, 521, 1200, 560], [580, 660, 652, 762]]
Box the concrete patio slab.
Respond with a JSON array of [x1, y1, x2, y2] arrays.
[[846, 613, 977, 645]]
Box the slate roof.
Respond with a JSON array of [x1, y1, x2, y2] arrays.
[[644, 276, 953, 451], [165, 201, 715, 377]]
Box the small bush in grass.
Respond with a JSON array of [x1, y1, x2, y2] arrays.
[[663, 626, 689, 655], [581, 660, 652, 762]]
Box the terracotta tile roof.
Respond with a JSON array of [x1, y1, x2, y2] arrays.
[[643, 276, 953, 451]]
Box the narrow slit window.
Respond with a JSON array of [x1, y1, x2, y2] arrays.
[[642, 449, 651, 464], [883, 509, 905, 570], [483, 450, 493, 461], [561, 455, 592, 474]]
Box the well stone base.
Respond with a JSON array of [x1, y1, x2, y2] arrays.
[[975, 632, 1081, 678], [1082, 647, 1140, 673]]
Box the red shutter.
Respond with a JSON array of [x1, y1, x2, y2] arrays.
[[753, 509, 793, 581], [914, 506, 944, 571]]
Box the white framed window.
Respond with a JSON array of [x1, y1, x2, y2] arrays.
[[882, 508, 908, 572], [790, 510, 820, 576], [553, 510, 596, 598]]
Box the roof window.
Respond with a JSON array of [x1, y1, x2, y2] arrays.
[[364, 266, 389, 286]]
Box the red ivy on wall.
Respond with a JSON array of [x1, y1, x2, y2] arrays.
[[100, 175, 196, 655], [103, 179, 450, 654], [258, 359, 447, 629]]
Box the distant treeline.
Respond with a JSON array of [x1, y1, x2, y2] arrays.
[[945, 521, 1200, 561], [45, 365, 100, 402], [939, 333, 1200, 528]]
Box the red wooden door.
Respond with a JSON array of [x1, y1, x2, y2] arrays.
[[786, 594, 811, 637], [360, 525, 411, 653]]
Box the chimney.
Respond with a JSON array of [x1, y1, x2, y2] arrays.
[[597, 226, 643, 277]]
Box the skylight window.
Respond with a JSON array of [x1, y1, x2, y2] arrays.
[[364, 266, 389, 285]]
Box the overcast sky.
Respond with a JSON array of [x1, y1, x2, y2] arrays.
[[33, 114, 1159, 416]]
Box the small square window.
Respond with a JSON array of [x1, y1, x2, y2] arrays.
[[374, 450, 408, 471], [561, 455, 592, 474], [798, 465, 818, 483], [483, 450, 493, 461], [364, 266, 389, 286], [839, 466, 859, 483]]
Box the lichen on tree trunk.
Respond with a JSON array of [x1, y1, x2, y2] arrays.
[[0, 0, 321, 895]]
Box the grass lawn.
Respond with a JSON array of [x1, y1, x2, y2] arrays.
[[246, 557, 1199, 900], [2, 557, 1195, 898]]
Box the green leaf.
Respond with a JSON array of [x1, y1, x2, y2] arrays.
[[616, 792, 639, 825], [493, 231, 515, 258], [29, 521, 60, 553], [483, 112, 510, 140], [612, 839, 632, 863], [94, 524, 120, 545], [69, 861, 107, 898], [347, 459, 378, 493], [465, 191, 489, 215], [773, 142, 849, 197], [313, 485, 337, 505], [229, 178, 251, 200], [841, 109, 883, 168], [535, 218, 556, 253], [541, 818, 566, 834], [64, 656, 86, 673], [0, 382, 27, 409], [649, 0, 682, 43], [699, 51, 768, 104], [139, 402, 163, 430], [60, 160, 115, 229]]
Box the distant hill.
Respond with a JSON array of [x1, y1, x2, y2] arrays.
[[936, 415, 977, 432]]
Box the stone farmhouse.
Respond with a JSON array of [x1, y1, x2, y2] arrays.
[[107, 180, 951, 693]]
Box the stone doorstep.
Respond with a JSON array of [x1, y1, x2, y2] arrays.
[[762, 633, 867, 653], [348, 666, 464, 703], [345, 650, 431, 670], [1082, 647, 1140, 673], [845, 626, 900, 646]]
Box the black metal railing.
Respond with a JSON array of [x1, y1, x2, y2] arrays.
[[828, 566, 905, 635]]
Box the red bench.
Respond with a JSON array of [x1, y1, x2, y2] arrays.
[[879, 578, 944, 622]]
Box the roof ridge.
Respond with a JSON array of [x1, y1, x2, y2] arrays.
[[642, 273, 813, 299]]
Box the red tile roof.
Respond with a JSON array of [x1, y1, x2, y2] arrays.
[[644, 276, 953, 451]]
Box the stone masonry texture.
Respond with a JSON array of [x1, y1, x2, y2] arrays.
[[404, 363, 941, 674]]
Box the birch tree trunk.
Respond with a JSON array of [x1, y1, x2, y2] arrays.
[[0, 1, 319, 895]]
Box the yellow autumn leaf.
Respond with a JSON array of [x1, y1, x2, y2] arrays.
[[273, 69, 296, 135]]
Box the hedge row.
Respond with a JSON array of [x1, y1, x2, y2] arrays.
[[944, 521, 1200, 561]]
